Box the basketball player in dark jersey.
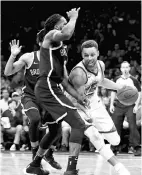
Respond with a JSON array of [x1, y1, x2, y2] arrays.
[[4, 39, 62, 171], [24, 8, 89, 175]]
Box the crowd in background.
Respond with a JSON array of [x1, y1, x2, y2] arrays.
[[1, 2, 141, 153]]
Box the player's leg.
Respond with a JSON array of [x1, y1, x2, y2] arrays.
[[84, 125, 130, 175], [126, 105, 141, 156], [40, 111, 62, 169], [83, 107, 130, 175], [26, 105, 85, 175], [90, 105, 120, 145], [63, 108, 85, 175], [22, 97, 41, 159]]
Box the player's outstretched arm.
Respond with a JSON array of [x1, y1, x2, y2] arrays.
[[99, 78, 123, 91], [52, 8, 80, 42], [4, 39, 27, 76]]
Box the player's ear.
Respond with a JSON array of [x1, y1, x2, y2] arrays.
[[97, 50, 99, 57]]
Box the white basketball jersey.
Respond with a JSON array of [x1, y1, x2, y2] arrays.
[[71, 60, 104, 110]]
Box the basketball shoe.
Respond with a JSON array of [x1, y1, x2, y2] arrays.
[[43, 148, 62, 169], [115, 163, 130, 175], [23, 164, 50, 175]]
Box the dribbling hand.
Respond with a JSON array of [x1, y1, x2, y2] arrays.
[[66, 7, 80, 20], [10, 39, 22, 57]]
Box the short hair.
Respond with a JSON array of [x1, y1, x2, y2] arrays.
[[121, 61, 130, 67], [8, 99, 17, 106], [81, 40, 98, 52], [44, 14, 62, 32]]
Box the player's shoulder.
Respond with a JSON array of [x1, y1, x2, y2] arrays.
[[98, 60, 105, 67], [69, 65, 87, 86], [70, 65, 86, 77], [20, 52, 34, 68], [98, 60, 105, 71], [44, 29, 58, 39], [20, 52, 34, 62]]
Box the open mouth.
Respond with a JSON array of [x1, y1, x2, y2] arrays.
[[88, 60, 96, 66]]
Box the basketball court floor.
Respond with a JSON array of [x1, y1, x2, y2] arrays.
[[0, 151, 141, 175]]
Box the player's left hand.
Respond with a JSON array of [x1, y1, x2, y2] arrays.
[[133, 105, 138, 113]]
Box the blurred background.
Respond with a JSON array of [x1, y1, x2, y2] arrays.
[[1, 1, 141, 152]]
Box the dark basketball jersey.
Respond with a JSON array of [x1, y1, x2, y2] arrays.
[[39, 43, 68, 84], [23, 51, 40, 97]]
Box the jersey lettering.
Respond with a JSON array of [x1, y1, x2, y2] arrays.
[[30, 69, 40, 76], [60, 48, 67, 57]]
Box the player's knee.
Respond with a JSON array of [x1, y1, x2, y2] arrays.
[[69, 128, 84, 144], [26, 109, 40, 125], [85, 126, 104, 150], [110, 134, 120, 146]]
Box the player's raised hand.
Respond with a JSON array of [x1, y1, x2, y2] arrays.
[[10, 39, 22, 57], [66, 7, 80, 20]]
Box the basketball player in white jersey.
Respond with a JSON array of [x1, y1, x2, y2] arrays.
[[67, 40, 130, 175]]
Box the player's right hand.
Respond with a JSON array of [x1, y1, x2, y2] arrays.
[[10, 39, 22, 57], [66, 7, 80, 20], [109, 104, 115, 113]]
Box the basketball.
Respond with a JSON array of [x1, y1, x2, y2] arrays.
[[117, 85, 138, 106]]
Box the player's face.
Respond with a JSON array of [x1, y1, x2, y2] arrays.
[[121, 63, 130, 74], [56, 17, 67, 30], [82, 47, 99, 70]]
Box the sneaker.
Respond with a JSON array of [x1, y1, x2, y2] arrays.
[[117, 166, 130, 175], [63, 169, 79, 175], [115, 163, 130, 175], [128, 147, 134, 154], [20, 144, 26, 151], [10, 144, 16, 151], [43, 148, 62, 170], [0, 144, 5, 150], [23, 164, 50, 175], [134, 146, 141, 156]]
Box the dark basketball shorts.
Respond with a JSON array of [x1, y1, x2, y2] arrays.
[[35, 78, 84, 125], [21, 93, 41, 112]]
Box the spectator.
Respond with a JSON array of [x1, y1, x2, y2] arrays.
[[1, 99, 23, 151], [0, 88, 11, 113], [110, 61, 141, 156]]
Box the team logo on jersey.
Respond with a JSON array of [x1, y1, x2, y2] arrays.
[[30, 69, 40, 76], [60, 48, 67, 57], [85, 81, 98, 97]]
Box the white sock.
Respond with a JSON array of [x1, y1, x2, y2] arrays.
[[114, 163, 124, 171]]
